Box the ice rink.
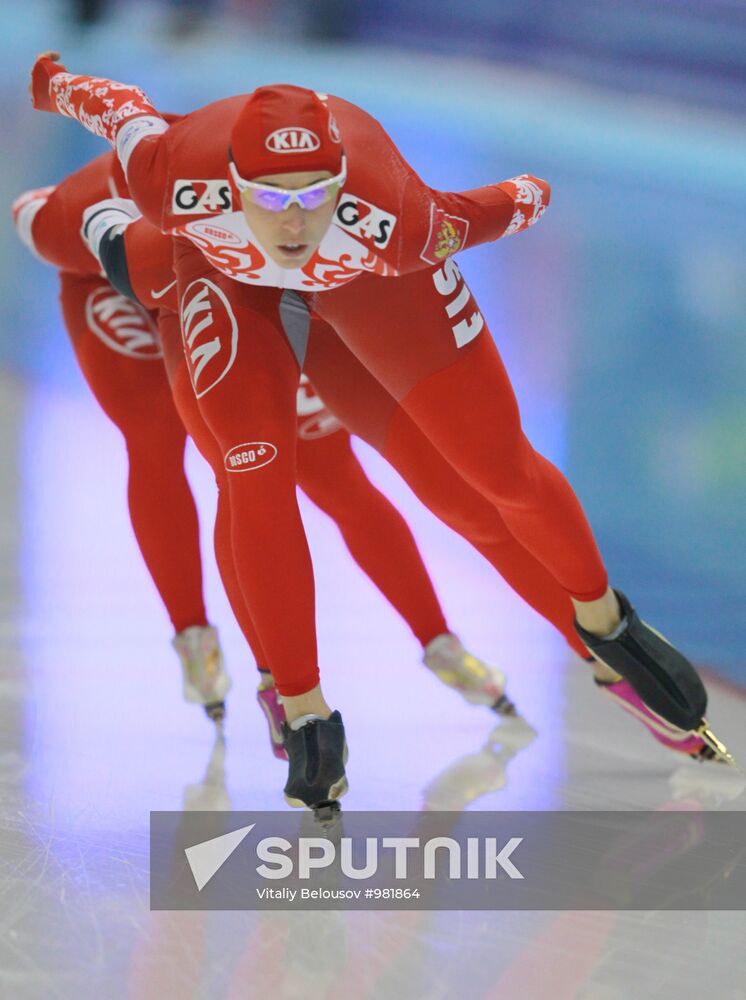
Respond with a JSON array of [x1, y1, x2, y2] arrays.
[[2, 363, 746, 998]]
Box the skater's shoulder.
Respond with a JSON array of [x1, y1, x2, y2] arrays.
[[165, 95, 249, 146]]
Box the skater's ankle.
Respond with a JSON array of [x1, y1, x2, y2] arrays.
[[423, 630, 456, 650], [573, 588, 623, 638], [283, 684, 331, 725]]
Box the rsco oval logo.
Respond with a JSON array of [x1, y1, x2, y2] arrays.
[[265, 127, 320, 154], [224, 442, 278, 473]]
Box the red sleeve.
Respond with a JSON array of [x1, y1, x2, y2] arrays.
[[12, 151, 121, 273], [329, 96, 550, 274], [395, 173, 551, 273]]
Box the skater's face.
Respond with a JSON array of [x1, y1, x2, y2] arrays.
[[239, 169, 340, 269]]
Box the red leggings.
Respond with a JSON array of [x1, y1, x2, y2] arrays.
[[162, 250, 593, 695], [296, 425, 447, 650], [158, 299, 449, 683], [124, 223, 599, 687], [170, 244, 319, 695], [304, 319, 590, 660], [166, 242, 603, 692], [58, 272, 207, 632]]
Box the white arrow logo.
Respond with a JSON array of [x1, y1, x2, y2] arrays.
[[184, 823, 255, 891]]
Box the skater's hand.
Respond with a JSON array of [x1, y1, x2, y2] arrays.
[[30, 51, 66, 111]]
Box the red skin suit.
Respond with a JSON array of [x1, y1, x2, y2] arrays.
[[116, 212, 591, 675], [33, 62, 604, 694], [14, 153, 462, 666], [14, 153, 455, 666]]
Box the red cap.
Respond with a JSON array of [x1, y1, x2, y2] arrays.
[[229, 84, 343, 181]]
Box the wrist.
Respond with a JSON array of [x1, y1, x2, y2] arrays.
[[82, 198, 140, 261]]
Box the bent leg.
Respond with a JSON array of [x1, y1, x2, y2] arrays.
[[311, 268, 608, 603], [173, 244, 318, 697], [304, 316, 588, 658]]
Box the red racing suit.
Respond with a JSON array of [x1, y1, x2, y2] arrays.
[[85, 203, 458, 662], [107, 212, 589, 663], [33, 59, 605, 694]]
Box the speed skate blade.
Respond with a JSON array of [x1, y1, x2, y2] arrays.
[[695, 721, 739, 768]]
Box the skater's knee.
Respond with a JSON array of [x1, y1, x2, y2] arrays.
[[460, 509, 515, 546], [483, 435, 543, 507], [225, 455, 296, 514]]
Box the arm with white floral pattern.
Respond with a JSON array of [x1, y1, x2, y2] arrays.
[[30, 53, 170, 227]]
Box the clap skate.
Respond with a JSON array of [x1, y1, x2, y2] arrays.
[[173, 624, 232, 723], [282, 711, 348, 819], [256, 672, 289, 760], [423, 633, 515, 715], [595, 677, 733, 763], [578, 591, 736, 766]]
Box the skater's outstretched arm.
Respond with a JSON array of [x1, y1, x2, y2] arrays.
[[30, 52, 170, 226], [393, 172, 551, 273], [336, 99, 551, 273]]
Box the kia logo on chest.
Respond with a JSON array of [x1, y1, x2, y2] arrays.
[[265, 128, 321, 153]]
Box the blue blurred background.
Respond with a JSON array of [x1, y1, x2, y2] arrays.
[[2, 0, 745, 683]]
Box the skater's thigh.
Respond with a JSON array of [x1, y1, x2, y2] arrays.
[[303, 316, 398, 452], [313, 267, 526, 478], [303, 312, 514, 543], [157, 307, 223, 471], [173, 244, 301, 466], [310, 264, 490, 400], [58, 272, 176, 434]]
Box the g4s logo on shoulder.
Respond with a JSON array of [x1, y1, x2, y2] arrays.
[[335, 194, 397, 249], [172, 179, 233, 215]]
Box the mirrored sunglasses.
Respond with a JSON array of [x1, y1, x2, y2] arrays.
[[229, 156, 347, 213]]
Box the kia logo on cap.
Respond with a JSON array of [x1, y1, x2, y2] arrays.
[[265, 127, 321, 153]]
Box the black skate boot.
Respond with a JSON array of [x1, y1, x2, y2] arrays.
[[576, 590, 736, 765], [282, 711, 349, 819]]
